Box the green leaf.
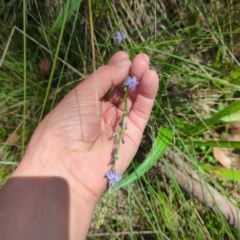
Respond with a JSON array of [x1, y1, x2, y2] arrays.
[[220, 113, 240, 122], [0, 127, 7, 138], [0, 161, 18, 166], [182, 100, 240, 134], [114, 127, 173, 190], [50, 0, 83, 33], [184, 140, 240, 149], [200, 165, 240, 182], [224, 67, 240, 82]]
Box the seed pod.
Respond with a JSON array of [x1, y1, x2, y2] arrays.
[[111, 132, 117, 138], [119, 119, 124, 126]]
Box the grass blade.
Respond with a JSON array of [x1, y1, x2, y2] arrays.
[[200, 165, 240, 182], [182, 100, 240, 134], [50, 0, 84, 33], [114, 127, 173, 190], [185, 141, 240, 149]]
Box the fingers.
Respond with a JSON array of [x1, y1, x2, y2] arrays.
[[76, 52, 131, 100], [107, 51, 129, 65], [127, 53, 150, 99], [109, 52, 159, 131], [130, 53, 150, 84], [128, 69, 159, 130], [107, 53, 152, 110]]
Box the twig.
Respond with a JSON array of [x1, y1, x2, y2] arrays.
[[160, 148, 240, 229]]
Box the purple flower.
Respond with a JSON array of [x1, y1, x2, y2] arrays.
[[125, 76, 139, 90], [115, 31, 127, 44], [105, 170, 122, 187]]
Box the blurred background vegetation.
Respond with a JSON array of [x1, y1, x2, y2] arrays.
[[1, 0, 240, 239]]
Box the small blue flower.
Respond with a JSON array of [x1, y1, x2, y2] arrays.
[[115, 31, 127, 44], [105, 170, 122, 187], [125, 76, 139, 91]]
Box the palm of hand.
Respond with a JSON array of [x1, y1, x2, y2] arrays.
[[25, 52, 158, 200]]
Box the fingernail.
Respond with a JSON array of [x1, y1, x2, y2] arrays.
[[117, 58, 131, 67], [138, 53, 150, 63], [140, 53, 150, 63]]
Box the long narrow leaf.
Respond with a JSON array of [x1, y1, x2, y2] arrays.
[[185, 140, 240, 149], [114, 127, 173, 190], [220, 113, 240, 122], [200, 165, 240, 182], [182, 100, 240, 134], [50, 0, 83, 33]]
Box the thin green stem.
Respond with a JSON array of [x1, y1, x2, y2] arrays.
[[111, 85, 129, 171]]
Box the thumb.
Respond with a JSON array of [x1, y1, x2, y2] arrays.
[[77, 58, 131, 99]]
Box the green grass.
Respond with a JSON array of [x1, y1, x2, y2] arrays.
[[1, 0, 240, 239]]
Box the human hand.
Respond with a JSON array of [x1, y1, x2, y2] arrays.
[[15, 51, 159, 203]]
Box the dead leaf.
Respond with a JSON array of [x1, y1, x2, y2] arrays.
[[213, 147, 233, 169], [38, 57, 52, 78], [212, 119, 240, 169], [7, 132, 19, 146]]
